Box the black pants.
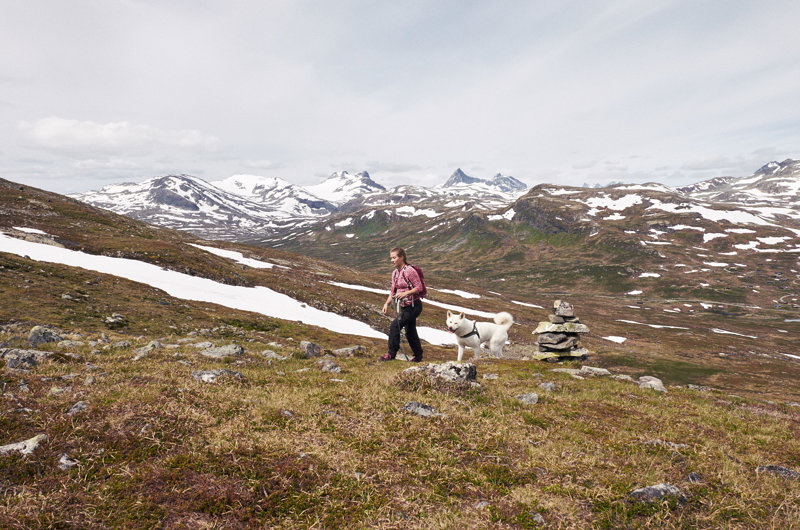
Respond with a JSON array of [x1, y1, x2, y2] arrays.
[[388, 302, 423, 359]]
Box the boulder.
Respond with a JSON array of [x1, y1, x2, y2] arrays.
[[0, 348, 49, 369], [536, 332, 568, 344], [261, 350, 287, 361], [538, 382, 557, 392], [318, 359, 341, 373], [28, 325, 63, 346], [628, 483, 682, 503], [402, 401, 446, 418], [0, 433, 48, 456], [200, 344, 244, 359], [297, 341, 323, 359], [533, 322, 589, 334], [133, 340, 163, 361], [516, 393, 539, 405], [639, 376, 667, 393], [111, 340, 131, 349], [192, 369, 244, 383], [756, 465, 800, 480], [192, 341, 214, 349], [404, 361, 477, 383], [553, 300, 575, 317]]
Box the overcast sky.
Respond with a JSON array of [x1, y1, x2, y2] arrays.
[[2, 0, 800, 194]]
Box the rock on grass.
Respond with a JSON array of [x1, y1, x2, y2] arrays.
[[402, 401, 446, 418], [756, 465, 800, 480], [192, 370, 244, 383], [516, 393, 539, 405], [200, 344, 244, 359], [628, 483, 683, 503]]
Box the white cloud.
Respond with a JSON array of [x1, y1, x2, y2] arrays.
[[18, 117, 219, 157]]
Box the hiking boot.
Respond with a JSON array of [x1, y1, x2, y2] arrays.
[[411, 355, 423, 363], [379, 352, 395, 362]]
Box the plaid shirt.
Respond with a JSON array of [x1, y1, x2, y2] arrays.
[[391, 265, 422, 307]]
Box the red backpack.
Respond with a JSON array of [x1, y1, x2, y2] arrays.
[[402, 264, 428, 299]]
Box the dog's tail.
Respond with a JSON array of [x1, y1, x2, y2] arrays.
[[494, 312, 514, 330]]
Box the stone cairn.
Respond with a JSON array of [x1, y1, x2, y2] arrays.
[[532, 300, 589, 361]]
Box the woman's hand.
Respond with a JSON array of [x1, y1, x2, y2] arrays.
[[382, 302, 389, 315]]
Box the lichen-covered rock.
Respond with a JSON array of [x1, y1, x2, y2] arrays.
[[297, 341, 323, 359], [59, 454, 79, 470], [133, 340, 163, 360], [553, 300, 575, 317], [200, 344, 244, 359], [28, 325, 63, 346], [516, 393, 539, 405], [0, 434, 48, 456], [103, 313, 127, 329], [404, 361, 477, 383], [57, 340, 85, 349], [0, 348, 50, 369], [538, 382, 557, 392], [628, 483, 682, 503]]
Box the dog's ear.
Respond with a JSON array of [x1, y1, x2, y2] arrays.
[[459, 312, 464, 319], [447, 310, 453, 317]]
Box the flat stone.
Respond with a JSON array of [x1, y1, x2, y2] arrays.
[[580, 366, 611, 377], [28, 325, 63, 346], [686, 384, 711, 392], [553, 300, 575, 317], [192, 369, 244, 383], [402, 401, 446, 418], [533, 322, 589, 334], [57, 340, 85, 349], [538, 336, 579, 351], [516, 393, 539, 405], [0, 434, 48, 456], [332, 345, 366, 357], [612, 374, 635, 382], [756, 465, 800, 480], [547, 315, 565, 324], [200, 344, 244, 359], [629, 483, 682, 503], [192, 341, 214, 349], [536, 332, 568, 345], [482, 373, 499, 380], [644, 439, 687, 450], [111, 340, 131, 349], [538, 382, 557, 392]]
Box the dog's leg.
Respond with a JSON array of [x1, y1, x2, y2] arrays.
[[457, 344, 464, 362]]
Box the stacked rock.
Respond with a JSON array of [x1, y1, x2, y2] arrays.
[[532, 300, 589, 361]]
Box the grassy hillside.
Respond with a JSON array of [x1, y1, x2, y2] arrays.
[[2, 178, 800, 527]]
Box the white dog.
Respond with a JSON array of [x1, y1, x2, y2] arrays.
[[446, 310, 514, 361]]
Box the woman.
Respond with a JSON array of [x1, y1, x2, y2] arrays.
[[380, 247, 423, 362]]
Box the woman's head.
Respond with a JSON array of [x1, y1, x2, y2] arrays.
[[390, 247, 407, 268]]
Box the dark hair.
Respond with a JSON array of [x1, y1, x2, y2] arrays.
[[390, 246, 408, 265]]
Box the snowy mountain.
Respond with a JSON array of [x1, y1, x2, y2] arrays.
[[212, 174, 336, 217], [304, 171, 386, 206], [70, 174, 314, 240], [678, 159, 800, 229]]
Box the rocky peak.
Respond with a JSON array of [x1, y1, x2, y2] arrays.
[[443, 168, 482, 187]]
